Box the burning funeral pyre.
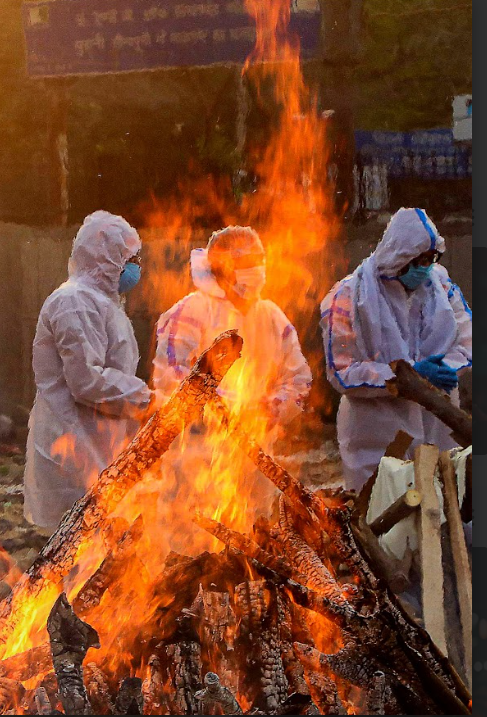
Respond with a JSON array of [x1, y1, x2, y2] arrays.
[[0, 333, 472, 715]]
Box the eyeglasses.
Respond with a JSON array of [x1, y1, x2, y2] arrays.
[[411, 252, 440, 268], [126, 251, 142, 266]]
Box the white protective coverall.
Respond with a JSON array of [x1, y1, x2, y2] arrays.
[[24, 211, 152, 529], [320, 208, 472, 491], [153, 247, 312, 520]]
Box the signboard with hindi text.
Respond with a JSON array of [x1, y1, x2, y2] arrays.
[[22, 0, 321, 78]]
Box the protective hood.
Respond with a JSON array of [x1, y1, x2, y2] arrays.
[[332, 208, 456, 367], [190, 248, 226, 299], [374, 208, 445, 278], [68, 211, 141, 297]]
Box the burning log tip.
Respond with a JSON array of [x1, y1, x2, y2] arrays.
[[115, 676, 144, 715], [195, 672, 244, 715], [194, 329, 244, 380], [47, 594, 99, 716]]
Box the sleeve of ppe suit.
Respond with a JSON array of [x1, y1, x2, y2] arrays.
[[266, 306, 312, 425], [443, 281, 472, 373], [49, 296, 152, 418], [153, 294, 204, 403], [320, 281, 395, 398]]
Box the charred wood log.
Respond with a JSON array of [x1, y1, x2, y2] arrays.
[[34, 686, 53, 716], [194, 587, 239, 696], [151, 552, 225, 642], [244, 549, 471, 716], [142, 654, 167, 716], [47, 594, 100, 716], [277, 497, 355, 604], [0, 518, 145, 686], [277, 693, 316, 715], [0, 677, 25, 714], [0, 331, 243, 644], [386, 360, 472, 447], [165, 641, 202, 715], [0, 645, 52, 683], [193, 512, 299, 581], [235, 581, 288, 713], [114, 677, 144, 715], [195, 672, 243, 715], [295, 642, 440, 716], [278, 595, 310, 698], [84, 663, 115, 715], [366, 671, 389, 715], [73, 516, 145, 615]]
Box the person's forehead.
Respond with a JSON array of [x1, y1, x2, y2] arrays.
[[233, 251, 266, 268]]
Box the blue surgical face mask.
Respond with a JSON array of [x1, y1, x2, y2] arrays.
[[399, 263, 433, 291], [119, 262, 141, 294]]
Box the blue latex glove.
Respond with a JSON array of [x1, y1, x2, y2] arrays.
[[427, 354, 459, 391], [414, 355, 458, 392]]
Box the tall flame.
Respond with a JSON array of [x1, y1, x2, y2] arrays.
[[0, 0, 344, 694]]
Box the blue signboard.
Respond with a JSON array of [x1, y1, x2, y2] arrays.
[[22, 0, 321, 78], [355, 129, 472, 180]]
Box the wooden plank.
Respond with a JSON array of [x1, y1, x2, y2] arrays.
[[369, 489, 422, 536], [439, 452, 472, 689], [414, 444, 447, 655]]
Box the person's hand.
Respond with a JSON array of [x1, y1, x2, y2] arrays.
[[414, 355, 458, 393], [426, 355, 459, 392], [135, 393, 158, 424]]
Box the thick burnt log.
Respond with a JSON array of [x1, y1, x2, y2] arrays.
[[194, 588, 239, 696], [193, 512, 299, 581], [195, 672, 243, 715], [278, 595, 310, 699], [0, 677, 25, 714], [291, 641, 344, 715], [151, 552, 225, 642], [277, 497, 354, 605], [165, 642, 202, 715], [0, 645, 52, 683], [235, 581, 288, 713], [73, 516, 145, 615], [277, 693, 317, 715], [386, 359, 472, 447], [114, 677, 144, 715], [34, 687, 53, 715], [142, 655, 166, 716], [352, 516, 412, 595], [366, 671, 390, 715], [0, 331, 243, 644], [84, 663, 115, 715], [245, 549, 471, 716], [0, 518, 146, 686], [47, 594, 100, 716]]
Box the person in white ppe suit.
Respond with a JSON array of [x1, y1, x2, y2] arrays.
[[153, 226, 311, 520], [320, 207, 472, 492], [24, 211, 153, 530]]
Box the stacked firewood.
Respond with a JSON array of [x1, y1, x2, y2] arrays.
[[0, 334, 472, 715]]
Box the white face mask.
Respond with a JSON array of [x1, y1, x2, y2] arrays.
[[233, 265, 266, 301]]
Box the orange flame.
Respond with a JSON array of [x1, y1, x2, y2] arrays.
[[0, 0, 345, 696]]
